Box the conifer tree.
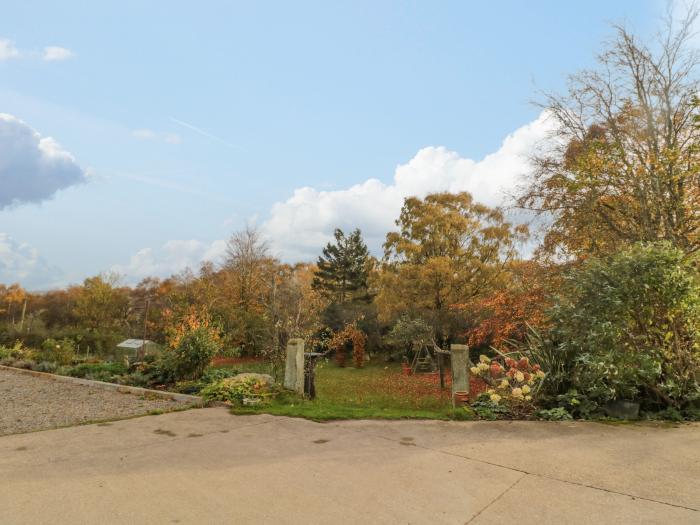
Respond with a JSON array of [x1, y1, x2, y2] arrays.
[[312, 228, 370, 304]]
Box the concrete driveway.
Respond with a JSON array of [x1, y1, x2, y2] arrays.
[[0, 408, 698, 524]]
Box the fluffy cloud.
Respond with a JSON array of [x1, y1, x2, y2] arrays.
[[111, 239, 227, 283], [0, 38, 20, 60], [0, 113, 89, 209], [261, 112, 553, 261], [132, 128, 182, 144], [111, 113, 552, 282], [42, 46, 74, 61], [0, 234, 63, 290]]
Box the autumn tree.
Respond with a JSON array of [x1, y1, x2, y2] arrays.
[[379, 192, 528, 341], [275, 263, 326, 342], [460, 261, 550, 349], [2, 284, 27, 326], [222, 226, 278, 354], [520, 8, 700, 257], [224, 226, 274, 311], [73, 274, 130, 332]]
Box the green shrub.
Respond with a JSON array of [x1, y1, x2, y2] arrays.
[[200, 376, 272, 404], [40, 338, 76, 365], [536, 407, 573, 421], [160, 326, 222, 381], [66, 362, 127, 382], [555, 390, 598, 419], [0, 341, 33, 361], [470, 396, 510, 420], [525, 243, 700, 410], [119, 371, 151, 387], [32, 361, 58, 374], [202, 367, 241, 383]]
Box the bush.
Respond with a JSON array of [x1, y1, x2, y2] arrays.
[[201, 367, 241, 383], [40, 338, 76, 365], [66, 362, 127, 382], [469, 354, 545, 406], [31, 361, 58, 374], [161, 326, 222, 381], [200, 376, 273, 404], [536, 407, 573, 421], [541, 243, 700, 409], [470, 397, 511, 420], [0, 341, 33, 361]]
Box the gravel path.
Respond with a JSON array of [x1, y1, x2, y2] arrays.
[[0, 369, 194, 436]]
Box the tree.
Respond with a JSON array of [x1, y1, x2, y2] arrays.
[[519, 8, 700, 258], [222, 226, 278, 354], [73, 274, 130, 332], [312, 228, 371, 303], [459, 261, 550, 349], [378, 192, 528, 341], [224, 226, 274, 312], [3, 284, 27, 325]]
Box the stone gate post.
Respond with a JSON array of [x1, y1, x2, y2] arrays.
[[450, 344, 469, 407], [284, 338, 305, 394]]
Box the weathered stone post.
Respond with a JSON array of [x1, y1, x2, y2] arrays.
[[284, 338, 305, 394], [450, 344, 469, 407]]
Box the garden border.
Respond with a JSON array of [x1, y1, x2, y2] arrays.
[[0, 365, 205, 406]]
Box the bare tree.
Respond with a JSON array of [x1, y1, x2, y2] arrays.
[[520, 5, 700, 257], [224, 225, 272, 311]]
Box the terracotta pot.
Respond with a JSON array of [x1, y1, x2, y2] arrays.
[[453, 391, 469, 405]]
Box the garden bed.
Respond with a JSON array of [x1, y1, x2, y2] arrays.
[[0, 367, 197, 436]]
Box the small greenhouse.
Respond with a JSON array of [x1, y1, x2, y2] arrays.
[[114, 339, 161, 362]]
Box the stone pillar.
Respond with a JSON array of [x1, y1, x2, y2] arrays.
[[450, 344, 469, 407], [284, 338, 305, 394]]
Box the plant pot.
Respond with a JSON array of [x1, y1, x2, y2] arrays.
[[604, 400, 640, 419], [453, 391, 470, 406]]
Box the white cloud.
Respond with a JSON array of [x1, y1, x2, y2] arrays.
[[132, 128, 182, 144], [0, 114, 89, 209], [0, 38, 20, 61], [261, 112, 554, 261], [42, 46, 74, 61], [111, 113, 553, 282], [0, 39, 74, 62], [111, 239, 227, 283], [0, 234, 64, 289]]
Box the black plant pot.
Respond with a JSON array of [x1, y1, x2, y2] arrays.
[[604, 400, 640, 419]]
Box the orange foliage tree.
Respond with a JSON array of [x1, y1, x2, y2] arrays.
[[329, 322, 367, 368], [164, 305, 221, 350], [457, 262, 549, 349]]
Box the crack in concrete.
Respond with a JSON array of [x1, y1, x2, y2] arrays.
[[350, 428, 700, 514], [464, 473, 527, 524]]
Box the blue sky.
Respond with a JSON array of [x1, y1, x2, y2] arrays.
[[0, 1, 657, 289]]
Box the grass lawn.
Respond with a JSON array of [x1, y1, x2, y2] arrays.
[[216, 359, 484, 421]]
